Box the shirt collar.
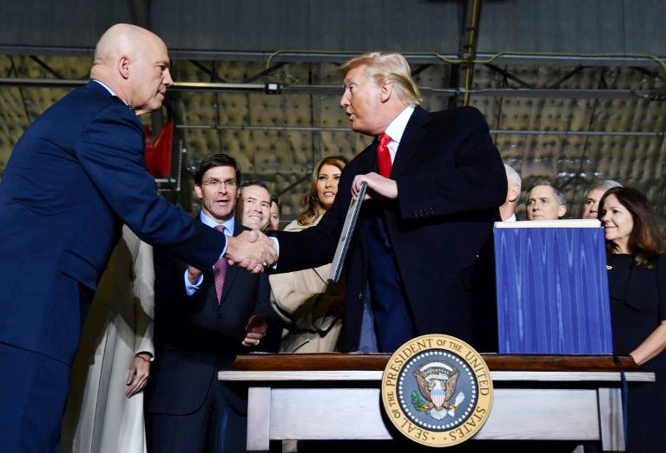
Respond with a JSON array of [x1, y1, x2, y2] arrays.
[[92, 79, 132, 109], [384, 105, 415, 144], [199, 211, 235, 235], [92, 79, 118, 97]]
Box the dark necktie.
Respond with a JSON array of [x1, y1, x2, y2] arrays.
[[213, 225, 228, 304], [376, 132, 392, 178]]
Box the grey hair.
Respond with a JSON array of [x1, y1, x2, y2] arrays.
[[504, 164, 522, 191], [527, 179, 567, 207], [587, 179, 622, 193]]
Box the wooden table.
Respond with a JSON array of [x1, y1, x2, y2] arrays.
[[218, 354, 654, 452]]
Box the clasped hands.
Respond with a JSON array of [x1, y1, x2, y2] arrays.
[[226, 229, 277, 274], [186, 229, 276, 282]]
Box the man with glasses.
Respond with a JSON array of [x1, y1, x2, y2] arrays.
[[146, 154, 277, 453]]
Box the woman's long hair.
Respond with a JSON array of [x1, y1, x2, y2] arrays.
[[297, 156, 348, 226], [599, 187, 663, 268]]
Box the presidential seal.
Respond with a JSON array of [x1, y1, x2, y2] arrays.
[[381, 334, 493, 447]]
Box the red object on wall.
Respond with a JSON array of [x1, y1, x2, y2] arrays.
[[144, 121, 173, 177]]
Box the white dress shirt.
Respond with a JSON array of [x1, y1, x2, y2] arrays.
[[383, 106, 415, 163]]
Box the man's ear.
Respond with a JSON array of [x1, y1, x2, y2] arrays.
[[558, 205, 567, 219], [379, 82, 393, 103], [194, 184, 203, 200], [118, 56, 130, 80], [508, 184, 521, 203]]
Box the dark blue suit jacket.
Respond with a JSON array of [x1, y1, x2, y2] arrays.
[[0, 81, 226, 366], [274, 106, 507, 351]]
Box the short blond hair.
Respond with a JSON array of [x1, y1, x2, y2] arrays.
[[340, 52, 421, 106]]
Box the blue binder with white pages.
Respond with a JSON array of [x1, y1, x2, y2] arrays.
[[494, 219, 613, 354]]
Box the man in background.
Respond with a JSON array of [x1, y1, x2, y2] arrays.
[[146, 154, 277, 453], [269, 197, 281, 231], [237, 181, 272, 231], [500, 164, 522, 222], [525, 180, 567, 221], [582, 179, 622, 219]]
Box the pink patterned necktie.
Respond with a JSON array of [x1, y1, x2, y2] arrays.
[[377, 132, 392, 178], [213, 225, 228, 304]]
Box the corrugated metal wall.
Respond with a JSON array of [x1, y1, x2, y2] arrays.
[[1, 0, 665, 224]]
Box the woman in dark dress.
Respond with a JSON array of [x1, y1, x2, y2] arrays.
[[599, 187, 666, 452]]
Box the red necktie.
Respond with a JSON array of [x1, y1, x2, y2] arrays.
[[376, 132, 392, 178], [213, 225, 228, 304]]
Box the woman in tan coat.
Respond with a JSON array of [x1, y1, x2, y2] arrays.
[[270, 156, 347, 353]]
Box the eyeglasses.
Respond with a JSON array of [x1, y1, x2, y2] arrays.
[[202, 179, 237, 190]]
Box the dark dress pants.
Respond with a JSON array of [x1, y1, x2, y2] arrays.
[[147, 376, 247, 453], [0, 342, 71, 453]]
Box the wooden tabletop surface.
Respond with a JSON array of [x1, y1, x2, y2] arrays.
[[230, 353, 640, 372]]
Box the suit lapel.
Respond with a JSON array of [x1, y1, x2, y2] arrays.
[[390, 107, 430, 180], [218, 220, 243, 307], [368, 135, 380, 173]]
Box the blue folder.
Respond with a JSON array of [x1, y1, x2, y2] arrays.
[[494, 220, 613, 354]]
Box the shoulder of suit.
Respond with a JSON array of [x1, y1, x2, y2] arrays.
[[430, 105, 483, 122], [427, 106, 488, 133], [75, 82, 141, 125]]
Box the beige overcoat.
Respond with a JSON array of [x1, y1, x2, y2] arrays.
[[270, 216, 345, 353], [61, 226, 154, 453]]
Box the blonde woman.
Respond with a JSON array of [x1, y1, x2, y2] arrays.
[[270, 156, 347, 353]]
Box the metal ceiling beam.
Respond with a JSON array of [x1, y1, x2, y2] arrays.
[[2, 117, 662, 138], [28, 56, 65, 80], [466, 88, 654, 98], [459, 0, 483, 106], [1, 46, 664, 69], [2, 78, 664, 100], [7, 56, 32, 124], [173, 124, 665, 138], [483, 63, 536, 89]]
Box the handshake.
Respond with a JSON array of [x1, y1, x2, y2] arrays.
[[225, 229, 278, 273]]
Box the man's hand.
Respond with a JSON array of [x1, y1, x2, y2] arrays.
[[242, 314, 269, 347], [187, 266, 202, 284], [352, 172, 398, 200], [226, 230, 277, 273], [126, 353, 151, 398]]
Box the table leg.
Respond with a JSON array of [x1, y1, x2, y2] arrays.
[[247, 387, 272, 452], [598, 387, 625, 452]]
